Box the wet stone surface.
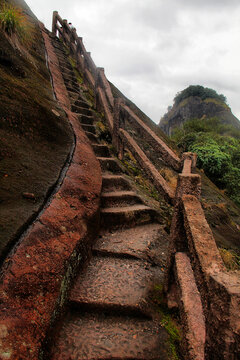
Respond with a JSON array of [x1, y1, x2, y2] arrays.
[[70, 256, 154, 315], [50, 312, 169, 360], [95, 223, 169, 267]]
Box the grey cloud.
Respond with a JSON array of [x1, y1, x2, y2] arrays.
[[25, 0, 240, 123], [178, 0, 240, 9]]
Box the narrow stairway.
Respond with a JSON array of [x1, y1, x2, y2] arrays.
[[49, 37, 172, 360]]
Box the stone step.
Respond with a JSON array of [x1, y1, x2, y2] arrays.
[[85, 131, 98, 144], [61, 67, 75, 78], [67, 90, 81, 101], [50, 312, 169, 360], [63, 77, 79, 88], [58, 60, 72, 71], [56, 54, 69, 64], [56, 53, 68, 62], [101, 191, 143, 208], [94, 223, 168, 266], [74, 99, 90, 109], [101, 204, 157, 229], [66, 85, 79, 94], [81, 124, 96, 134], [97, 157, 123, 174], [92, 144, 110, 157], [70, 256, 154, 316], [78, 114, 94, 125], [67, 83, 80, 93], [102, 174, 132, 192], [52, 45, 65, 53], [62, 72, 76, 83], [71, 105, 93, 116]]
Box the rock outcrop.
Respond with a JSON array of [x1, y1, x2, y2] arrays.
[[159, 95, 240, 136], [0, 0, 73, 261]]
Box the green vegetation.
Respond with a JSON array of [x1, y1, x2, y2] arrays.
[[172, 117, 240, 207], [95, 120, 112, 143], [219, 248, 240, 270], [174, 85, 227, 106], [152, 285, 181, 360], [122, 151, 162, 202], [0, 2, 26, 36]]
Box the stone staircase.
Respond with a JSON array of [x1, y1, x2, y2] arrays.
[[48, 37, 172, 360]]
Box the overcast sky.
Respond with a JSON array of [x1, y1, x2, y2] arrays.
[[26, 0, 240, 124]]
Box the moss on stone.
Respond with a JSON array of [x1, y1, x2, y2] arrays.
[[152, 285, 181, 360]]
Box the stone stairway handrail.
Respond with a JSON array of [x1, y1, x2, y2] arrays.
[[96, 67, 115, 110], [94, 66, 182, 172], [120, 104, 181, 171], [119, 128, 175, 203], [52, 11, 97, 87], [97, 86, 114, 132], [165, 152, 240, 360]]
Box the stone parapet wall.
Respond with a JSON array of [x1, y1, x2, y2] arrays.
[[121, 104, 181, 171], [119, 128, 175, 203], [183, 195, 240, 359], [165, 153, 240, 360], [174, 252, 205, 360]]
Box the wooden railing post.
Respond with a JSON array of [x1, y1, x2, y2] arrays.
[[52, 11, 58, 35]]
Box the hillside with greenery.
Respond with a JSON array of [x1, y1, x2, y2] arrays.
[[159, 85, 240, 137], [174, 85, 227, 106], [172, 117, 240, 207]]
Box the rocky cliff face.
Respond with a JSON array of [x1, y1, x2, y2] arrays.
[[0, 0, 73, 262], [159, 96, 240, 136]]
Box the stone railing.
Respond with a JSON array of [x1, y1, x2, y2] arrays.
[[164, 152, 240, 360], [52, 11, 181, 203], [52, 11, 96, 89], [52, 13, 240, 359]]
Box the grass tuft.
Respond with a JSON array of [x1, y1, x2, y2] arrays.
[[0, 2, 24, 35], [0, 1, 34, 44], [151, 285, 181, 360], [219, 248, 240, 270]]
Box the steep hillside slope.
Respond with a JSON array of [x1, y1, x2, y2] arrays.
[[0, 0, 73, 262]]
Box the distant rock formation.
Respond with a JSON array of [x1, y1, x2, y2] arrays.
[[159, 95, 240, 136]]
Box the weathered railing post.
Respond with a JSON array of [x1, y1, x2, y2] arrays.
[[52, 11, 58, 35]]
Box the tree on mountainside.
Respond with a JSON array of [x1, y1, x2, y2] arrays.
[[174, 85, 227, 106]]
